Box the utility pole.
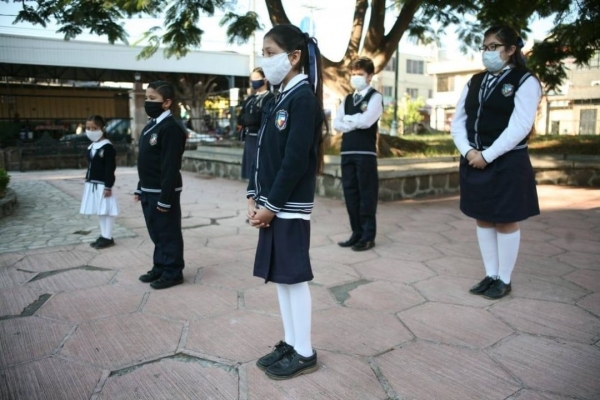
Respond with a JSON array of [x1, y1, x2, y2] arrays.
[[301, 0, 322, 36], [390, 45, 400, 136], [249, 0, 256, 71]]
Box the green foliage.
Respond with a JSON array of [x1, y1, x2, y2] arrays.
[[0, 168, 10, 193], [380, 95, 426, 132]]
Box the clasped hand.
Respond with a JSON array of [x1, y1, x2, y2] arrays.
[[247, 199, 275, 228], [466, 149, 488, 169]]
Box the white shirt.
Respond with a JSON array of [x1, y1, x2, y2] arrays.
[[88, 138, 110, 157], [451, 69, 542, 163], [333, 85, 383, 133]]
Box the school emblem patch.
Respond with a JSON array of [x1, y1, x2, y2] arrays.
[[275, 109, 289, 131], [98, 149, 104, 158], [149, 133, 158, 146], [360, 101, 368, 112], [501, 83, 515, 97]]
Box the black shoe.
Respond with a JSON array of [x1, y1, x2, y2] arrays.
[[469, 276, 497, 295], [256, 341, 294, 371], [265, 349, 318, 380], [139, 270, 162, 283], [483, 280, 512, 299], [150, 277, 184, 290], [351, 240, 375, 251], [338, 236, 360, 248], [89, 236, 102, 248], [93, 237, 115, 249]]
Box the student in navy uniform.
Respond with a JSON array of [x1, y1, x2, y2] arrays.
[[79, 115, 119, 249], [333, 57, 383, 252], [135, 80, 188, 290], [240, 67, 274, 180], [451, 26, 542, 300], [247, 24, 326, 380]]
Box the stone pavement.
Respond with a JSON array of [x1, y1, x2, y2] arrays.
[[0, 167, 599, 400]]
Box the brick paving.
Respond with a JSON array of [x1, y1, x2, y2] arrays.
[[0, 167, 599, 399]]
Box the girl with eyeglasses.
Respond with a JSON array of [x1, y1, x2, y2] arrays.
[[451, 25, 542, 300]]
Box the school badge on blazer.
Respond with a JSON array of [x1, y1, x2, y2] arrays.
[[275, 109, 289, 131], [501, 83, 515, 97], [98, 149, 104, 158], [360, 101, 368, 112], [149, 133, 158, 146]]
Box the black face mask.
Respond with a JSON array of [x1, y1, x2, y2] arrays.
[[145, 101, 165, 118]]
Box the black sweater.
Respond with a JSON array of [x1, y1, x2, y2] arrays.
[[240, 91, 275, 137], [135, 115, 187, 209], [247, 80, 322, 214], [85, 141, 116, 188]]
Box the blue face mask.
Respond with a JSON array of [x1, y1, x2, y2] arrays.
[[251, 79, 265, 90]]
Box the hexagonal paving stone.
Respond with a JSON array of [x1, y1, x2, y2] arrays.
[[206, 234, 258, 251], [354, 258, 436, 284], [344, 281, 424, 313], [510, 273, 590, 303], [557, 251, 600, 270], [244, 284, 337, 315], [0, 317, 72, 368], [491, 298, 600, 344], [578, 293, 600, 317], [185, 310, 282, 363], [181, 216, 212, 229], [0, 357, 102, 400], [386, 230, 449, 246], [186, 246, 238, 268], [200, 262, 264, 290], [0, 287, 45, 317], [375, 341, 520, 400], [110, 267, 156, 293], [425, 256, 483, 278], [414, 275, 497, 307], [0, 253, 24, 268], [98, 357, 238, 400], [513, 254, 575, 277], [519, 241, 566, 257], [245, 350, 387, 400], [184, 225, 238, 240], [88, 248, 154, 270], [394, 219, 454, 233], [564, 269, 600, 293], [310, 259, 361, 287], [550, 237, 600, 254], [518, 228, 558, 242], [11, 250, 96, 272], [546, 226, 600, 242], [61, 313, 183, 370], [0, 266, 35, 289], [26, 268, 116, 293], [37, 285, 144, 322], [310, 244, 380, 265], [399, 303, 513, 349], [507, 389, 577, 400], [434, 242, 482, 259], [491, 335, 600, 399], [144, 284, 238, 321], [375, 242, 442, 262], [312, 307, 413, 356], [440, 228, 478, 242]]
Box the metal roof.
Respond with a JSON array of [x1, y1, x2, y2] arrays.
[[0, 33, 252, 81]]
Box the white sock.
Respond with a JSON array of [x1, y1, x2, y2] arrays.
[[497, 230, 520, 284], [288, 282, 313, 358], [476, 226, 499, 278], [276, 284, 295, 347], [99, 216, 115, 239]]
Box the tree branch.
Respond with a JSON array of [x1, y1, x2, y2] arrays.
[[265, 0, 291, 26], [381, 0, 423, 60], [363, 0, 386, 54], [344, 0, 368, 60]]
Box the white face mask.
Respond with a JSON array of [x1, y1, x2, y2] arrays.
[[261, 52, 292, 86], [350, 75, 368, 91], [85, 130, 103, 142], [482, 51, 506, 73]]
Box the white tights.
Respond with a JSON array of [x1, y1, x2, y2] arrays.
[[99, 215, 115, 239], [275, 282, 313, 357]]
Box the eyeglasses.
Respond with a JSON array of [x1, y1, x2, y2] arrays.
[[479, 43, 506, 52]]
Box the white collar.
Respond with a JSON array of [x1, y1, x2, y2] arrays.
[[88, 138, 110, 150], [281, 74, 308, 92], [354, 85, 372, 97], [155, 110, 172, 124]]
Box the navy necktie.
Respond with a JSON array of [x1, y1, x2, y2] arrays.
[[354, 93, 362, 103], [143, 119, 156, 135]]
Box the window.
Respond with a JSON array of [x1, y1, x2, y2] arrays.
[[579, 109, 597, 135], [406, 59, 424, 74], [384, 57, 396, 72], [437, 76, 455, 92], [551, 121, 560, 135], [383, 86, 393, 97], [406, 88, 419, 99], [428, 89, 433, 99]]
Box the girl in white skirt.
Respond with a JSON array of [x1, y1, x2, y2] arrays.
[[79, 115, 119, 249]]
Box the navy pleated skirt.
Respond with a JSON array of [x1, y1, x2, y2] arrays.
[[459, 149, 540, 223], [241, 135, 258, 180], [253, 217, 313, 284]]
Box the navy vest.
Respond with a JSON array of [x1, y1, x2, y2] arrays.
[[465, 68, 533, 149], [341, 88, 380, 155]]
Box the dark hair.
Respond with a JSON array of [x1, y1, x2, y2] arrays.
[[148, 80, 175, 100], [264, 24, 328, 174], [483, 26, 529, 70], [86, 115, 106, 131], [350, 57, 375, 75], [251, 67, 270, 90]]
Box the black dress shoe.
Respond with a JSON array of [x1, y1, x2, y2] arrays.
[[338, 236, 360, 248], [90, 236, 102, 248], [93, 237, 115, 249], [256, 341, 294, 371], [483, 280, 512, 299], [265, 349, 318, 380], [139, 270, 162, 283], [351, 240, 375, 251], [150, 277, 184, 290], [469, 276, 497, 295]]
